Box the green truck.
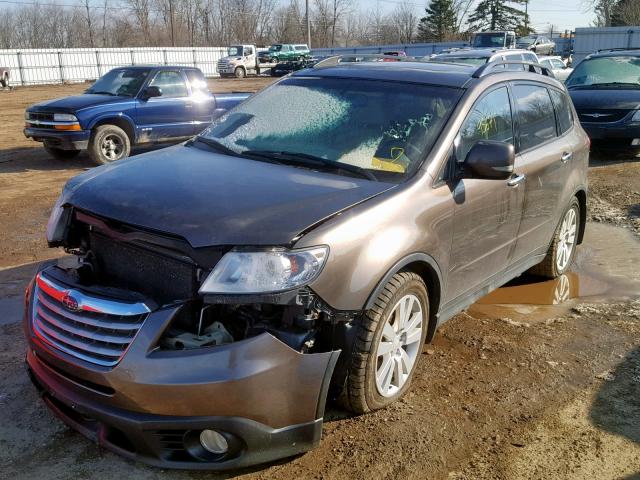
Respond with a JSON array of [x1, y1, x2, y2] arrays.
[[258, 44, 310, 63]]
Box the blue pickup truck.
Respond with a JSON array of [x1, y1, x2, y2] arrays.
[[24, 66, 249, 164]]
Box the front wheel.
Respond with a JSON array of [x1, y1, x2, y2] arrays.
[[0, 73, 7, 88], [530, 197, 580, 278], [340, 271, 429, 414], [234, 67, 246, 78], [88, 124, 131, 165]]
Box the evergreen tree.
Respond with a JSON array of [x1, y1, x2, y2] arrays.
[[417, 0, 458, 42], [468, 0, 530, 32]]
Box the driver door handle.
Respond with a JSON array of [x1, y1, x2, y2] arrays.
[[561, 151, 572, 163], [507, 173, 526, 187]]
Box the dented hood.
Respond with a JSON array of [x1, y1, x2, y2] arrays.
[[64, 144, 395, 248]]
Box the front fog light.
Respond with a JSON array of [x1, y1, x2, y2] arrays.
[[200, 429, 228, 454]]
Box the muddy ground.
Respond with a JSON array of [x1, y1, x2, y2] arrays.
[[0, 80, 638, 480]]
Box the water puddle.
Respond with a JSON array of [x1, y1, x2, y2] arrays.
[[468, 223, 640, 322]]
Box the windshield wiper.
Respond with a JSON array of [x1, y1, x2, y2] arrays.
[[190, 136, 243, 157], [86, 90, 117, 96], [242, 150, 379, 181]]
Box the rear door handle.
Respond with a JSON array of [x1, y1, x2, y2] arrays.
[[507, 173, 526, 187], [561, 151, 572, 163]]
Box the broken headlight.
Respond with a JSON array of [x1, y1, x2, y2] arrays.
[[45, 191, 71, 244], [199, 246, 328, 294]]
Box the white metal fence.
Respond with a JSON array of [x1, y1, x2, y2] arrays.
[[573, 26, 640, 64], [0, 47, 228, 86]]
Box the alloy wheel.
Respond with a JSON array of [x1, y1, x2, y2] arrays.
[[556, 206, 577, 272], [375, 294, 423, 397], [101, 134, 124, 161]]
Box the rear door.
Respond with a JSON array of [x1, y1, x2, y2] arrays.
[[446, 85, 525, 301], [510, 83, 571, 261], [135, 69, 193, 141]]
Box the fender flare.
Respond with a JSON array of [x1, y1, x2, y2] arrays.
[[86, 114, 137, 142], [363, 252, 443, 311]]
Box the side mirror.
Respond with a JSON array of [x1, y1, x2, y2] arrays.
[[464, 140, 515, 180], [143, 86, 162, 99]]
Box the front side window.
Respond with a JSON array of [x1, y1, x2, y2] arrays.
[[199, 77, 462, 182], [566, 56, 640, 88], [86, 68, 150, 97], [549, 88, 573, 135], [227, 46, 242, 56], [512, 84, 557, 151], [185, 70, 208, 94], [149, 71, 188, 98], [523, 52, 538, 63], [456, 86, 514, 161]]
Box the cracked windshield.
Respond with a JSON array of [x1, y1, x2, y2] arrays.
[[200, 77, 461, 182]]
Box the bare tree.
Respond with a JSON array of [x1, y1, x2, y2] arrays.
[[82, 0, 95, 48], [390, 1, 418, 44]]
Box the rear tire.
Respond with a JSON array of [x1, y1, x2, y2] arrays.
[[529, 197, 580, 278], [88, 124, 131, 165], [340, 271, 429, 414], [44, 146, 80, 160]]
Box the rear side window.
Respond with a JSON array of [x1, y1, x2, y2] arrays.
[[512, 84, 557, 151], [456, 86, 514, 161], [185, 70, 208, 94], [549, 88, 573, 134]]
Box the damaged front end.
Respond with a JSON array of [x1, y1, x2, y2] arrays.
[[24, 207, 358, 469]]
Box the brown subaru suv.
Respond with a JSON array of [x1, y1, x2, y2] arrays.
[[24, 57, 588, 470]]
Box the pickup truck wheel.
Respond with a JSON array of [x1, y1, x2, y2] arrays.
[[88, 124, 130, 165], [234, 67, 246, 78], [341, 271, 428, 414], [530, 197, 580, 278], [44, 146, 80, 160]]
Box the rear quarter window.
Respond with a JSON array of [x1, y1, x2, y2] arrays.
[[512, 84, 557, 151], [549, 88, 574, 135]]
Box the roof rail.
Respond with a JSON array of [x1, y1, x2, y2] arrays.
[[313, 54, 420, 69], [596, 47, 640, 53], [472, 61, 555, 79]]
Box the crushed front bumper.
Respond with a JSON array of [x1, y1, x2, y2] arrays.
[[24, 268, 340, 470], [24, 127, 90, 150]]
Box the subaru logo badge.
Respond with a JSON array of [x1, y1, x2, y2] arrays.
[[61, 292, 80, 312]]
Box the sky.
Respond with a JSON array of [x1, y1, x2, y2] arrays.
[[0, 0, 598, 34], [373, 0, 596, 33]]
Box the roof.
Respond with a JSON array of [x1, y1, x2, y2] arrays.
[[588, 48, 640, 58], [294, 61, 476, 88]]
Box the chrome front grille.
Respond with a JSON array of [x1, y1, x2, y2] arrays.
[[31, 272, 150, 367], [577, 109, 629, 123]]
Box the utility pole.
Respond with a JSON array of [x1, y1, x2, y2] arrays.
[[306, 0, 311, 48], [169, 0, 176, 47]]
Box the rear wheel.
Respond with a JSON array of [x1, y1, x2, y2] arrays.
[[88, 124, 131, 165], [530, 197, 580, 278], [44, 146, 80, 160], [340, 271, 429, 414]]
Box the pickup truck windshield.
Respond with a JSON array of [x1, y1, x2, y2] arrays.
[[86, 68, 151, 97], [198, 77, 461, 182], [566, 56, 640, 88]]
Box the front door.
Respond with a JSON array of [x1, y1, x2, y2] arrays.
[[446, 85, 525, 302], [135, 70, 193, 142]]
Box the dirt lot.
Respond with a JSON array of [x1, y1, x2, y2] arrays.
[[0, 80, 638, 480]]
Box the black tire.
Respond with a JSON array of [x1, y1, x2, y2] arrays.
[[234, 67, 246, 78], [0, 73, 7, 88], [44, 146, 81, 160], [88, 124, 131, 165], [529, 197, 580, 278], [340, 271, 429, 414]]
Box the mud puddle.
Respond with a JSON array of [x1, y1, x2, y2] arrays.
[[468, 223, 640, 324]]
